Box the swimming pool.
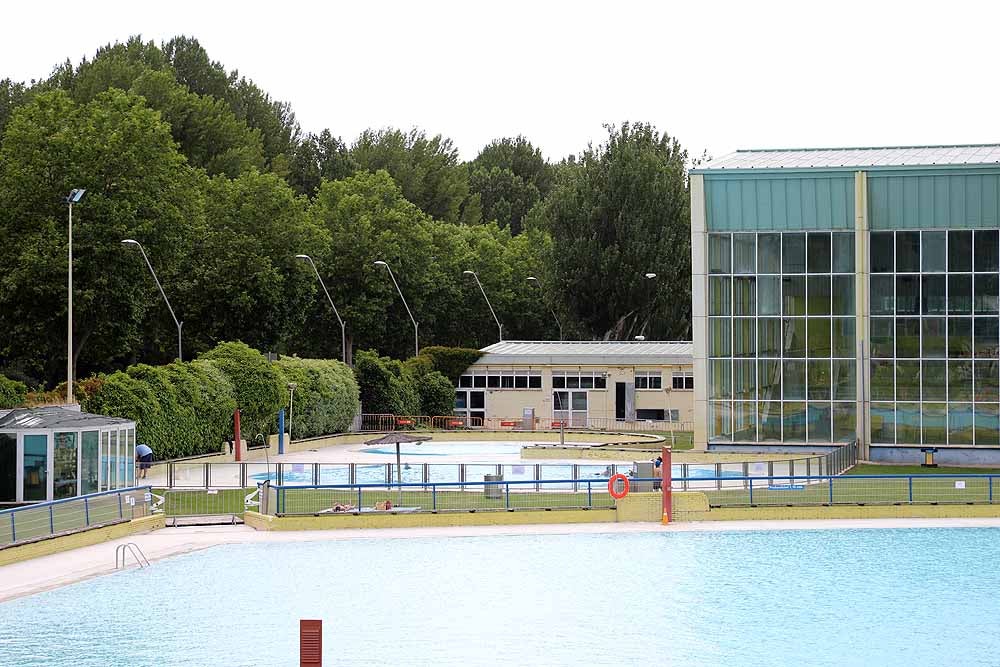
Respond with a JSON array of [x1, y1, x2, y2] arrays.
[[3, 528, 1000, 665]]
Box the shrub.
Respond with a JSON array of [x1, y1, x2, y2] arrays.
[[0, 374, 28, 408], [410, 346, 482, 384], [418, 370, 455, 416], [354, 349, 420, 415], [273, 357, 359, 438], [199, 341, 283, 438]]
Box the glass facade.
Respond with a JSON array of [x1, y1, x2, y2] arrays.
[[23, 434, 48, 501], [870, 230, 1000, 446], [0, 433, 14, 502], [708, 231, 856, 442]]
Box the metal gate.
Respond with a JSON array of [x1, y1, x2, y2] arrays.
[[160, 488, 254, 526]]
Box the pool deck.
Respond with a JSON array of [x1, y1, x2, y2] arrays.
[[4, 518, 1000, 603]]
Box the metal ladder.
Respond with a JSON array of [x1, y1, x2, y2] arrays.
[[115, 542, 150, 569]]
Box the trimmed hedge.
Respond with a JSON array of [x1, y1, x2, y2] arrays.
[[418, 371, 455, 416], [0, 374, 29, 409], [411, 346, 482, 384], [354, 349, 420, 415], [80, 342, 360, 460]]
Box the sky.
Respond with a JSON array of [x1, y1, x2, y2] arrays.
[[3, 0, 1000, 162]]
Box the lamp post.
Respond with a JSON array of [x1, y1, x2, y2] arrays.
[[463, 270, 502, 342], [374, 260, 419, 357], [287, 382, 297, 444], [296, 254, 347, 363], [641, 272, 658, 340], [122, 239, 183, 361], [65, 188, 86, 404], [526, 276, 563, 341]]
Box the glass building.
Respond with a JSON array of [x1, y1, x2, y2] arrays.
[[690, 145, 1000, 464], [0, 407, 137, 504]]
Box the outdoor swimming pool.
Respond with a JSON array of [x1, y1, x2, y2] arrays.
[[3, 528, 1000, 665]]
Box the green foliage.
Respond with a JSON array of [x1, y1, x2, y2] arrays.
[[198, 341, 282, 438], [287, 129, 356, 197], [540, 122, 692, 340], [353, 349, 420, 415], [0, 374, 28, 408], [273, 357, 360, 438], [468, 136, 553, 234], [411, 346, 483, 384], [351, 127, 468, 223], [417, 371, 455, 417]]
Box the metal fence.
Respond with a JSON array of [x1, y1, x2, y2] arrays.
[[0, 486, 153, 548], [672, 442, 857, 491], [353, 413, 693, 433]]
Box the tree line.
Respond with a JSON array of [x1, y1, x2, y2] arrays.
[[0, 36, 692, 390]]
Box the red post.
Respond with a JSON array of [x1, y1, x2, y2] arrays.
[[300, 619, 322, 666], [661, 446, 672, 524], [234, 409, 242, 462]]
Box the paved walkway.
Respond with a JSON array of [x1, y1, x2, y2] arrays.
[[5, 517, 1000, 603]]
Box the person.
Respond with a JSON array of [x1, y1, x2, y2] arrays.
[[374, 499, 394, 511], [135, 443, 154, 479], [653, 456, 663, 491], [331, 503, 355, 513]]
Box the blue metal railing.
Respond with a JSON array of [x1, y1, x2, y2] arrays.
[[0, 486, 153, 548]]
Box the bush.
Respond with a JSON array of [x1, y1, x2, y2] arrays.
[[354, 349, 420, 415], [418, 371, 455, 416], [0, 374, 28, 408], [410, 346, 482, 384], [273, 357, 359, 438], [199, 341, 283, 438]]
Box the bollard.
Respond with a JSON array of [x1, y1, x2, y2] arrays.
[[300, 619, 322, 666], [234, 409, 242, 462], [661, 446, 672, 524], [278, 409, 285, 455]]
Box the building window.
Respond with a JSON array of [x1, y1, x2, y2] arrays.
[[458, 370, 542, 390], [670, 409, 680, 422], [707, 231, 856, 444], [552, 371, 607, 390], [635, 371, 662, 390], [636, 409, 665, 421], [672, 372, 694, 390]]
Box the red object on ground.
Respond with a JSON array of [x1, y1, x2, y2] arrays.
[[662, 446, 672, 524], [300, 619, 322, 666], [234, 409, 242, 462], [608, 473, 629, 499]]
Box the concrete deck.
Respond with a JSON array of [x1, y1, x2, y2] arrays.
[[4, 518, 1000, 603]]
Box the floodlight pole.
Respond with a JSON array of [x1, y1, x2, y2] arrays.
[[375, 260, 419, 357], [527, 276, 562, 341], [296, 254, 347, 363], [122, 240, 183, 361], [464, 270, 502, 342], [65, 189, 86, 404]]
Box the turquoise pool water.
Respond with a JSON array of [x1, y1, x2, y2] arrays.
[[3, 528, 999, 666]]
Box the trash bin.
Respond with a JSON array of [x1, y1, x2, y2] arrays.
[[484, 474, 504, 499]]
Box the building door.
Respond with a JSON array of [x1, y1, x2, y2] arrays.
[[616, 383, 626, 420], [454, 390, 486, 425], [554, 391, 588, 427]]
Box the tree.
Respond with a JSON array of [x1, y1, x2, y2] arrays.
[[287, 129, 356, 197], [0, 78, 27, 141], [541, 122, 691, 340], [350, 128, 468, 223], [0, 89, 204, 385]]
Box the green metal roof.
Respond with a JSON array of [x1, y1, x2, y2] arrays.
[[693, 144, 1000, 173]]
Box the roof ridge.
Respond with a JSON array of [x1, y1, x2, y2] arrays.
[[735, 143, 1000, 154]]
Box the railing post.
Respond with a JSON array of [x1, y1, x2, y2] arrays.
[[991, 476, 995, 504], [84, 497, 90, 526], [432, 484, 437, 511], [204, 462, 209, 489], [828, 476, 834, 504], [10, 513, 15, 542], [505, 482, 510, 509], [749, 478, 754, 505], [49, 505, 54, 534], [357, 486, 362, 509], [118, 493, 124, 519], [587, 481, 592, 507], [908, 476, 913, 503]]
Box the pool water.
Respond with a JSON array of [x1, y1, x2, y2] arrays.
[[3, 528, 1000, 666]]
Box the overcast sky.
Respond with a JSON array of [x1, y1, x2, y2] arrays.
[[4, 0, 999, 162]]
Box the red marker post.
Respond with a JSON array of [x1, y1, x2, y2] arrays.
[[662, 446, 672, 524], [300, 619, 322, 666]]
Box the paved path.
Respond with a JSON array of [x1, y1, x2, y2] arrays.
[[5, 517, 1000, 603]]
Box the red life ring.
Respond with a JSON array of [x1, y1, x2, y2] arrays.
[[608, 474, 630, 499]]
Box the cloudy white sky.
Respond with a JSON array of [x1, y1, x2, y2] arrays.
[[3, 0, 999, 162]]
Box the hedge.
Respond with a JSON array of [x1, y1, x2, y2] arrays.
[[409, 346, 482, 384], [0, 374, 29, 409], [418, 371, 455, 416], [273, 357, 359, 438], [354, 349, 420, 415], [198, 341, 283, 440]]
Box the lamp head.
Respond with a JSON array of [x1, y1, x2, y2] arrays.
[[527, 276, 538, 282], [463, 270, 475, 276], [295, 254, 310, 260], [121, 239, 139, 246], [65, 189, 86, 204], [374, 260, 388, 267], [635, 335, 646, 341], [288, 382, 297, 390], [645, 272, 657, 279]]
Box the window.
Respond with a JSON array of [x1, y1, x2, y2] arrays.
[[552, 371, 607, 390], [635, 371, 662, 390], [670, 409, 680, 422], [672, 372, 694, 390], [636, 409, 665, 421], [458, 370, 542, 390]]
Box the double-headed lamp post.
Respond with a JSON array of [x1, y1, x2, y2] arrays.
[[463, 270, 502, 342], [295, 254, 347, 363], [65, 188, 86, 404], [287, 382, 297, 444], [374, 260, 419, 357], [526, 276, 563, 341], [121, 239, 183, 361]]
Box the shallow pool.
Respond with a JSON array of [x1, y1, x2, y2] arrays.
[[3, 528, 1000, 666]]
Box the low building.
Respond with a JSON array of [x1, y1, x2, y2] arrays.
[[455, 341, 694, 428], [0, 406, 138, 504]]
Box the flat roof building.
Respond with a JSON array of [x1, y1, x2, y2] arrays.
[[690, 144, 1000, 463], [457, 341, 694, 429]]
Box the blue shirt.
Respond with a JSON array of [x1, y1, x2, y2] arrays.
[[136, 444, 153, 457]]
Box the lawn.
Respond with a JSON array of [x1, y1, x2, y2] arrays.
[[847, 464, 1000, 476]]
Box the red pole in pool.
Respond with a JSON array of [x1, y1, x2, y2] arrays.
[[300, 619, 322, 666], [661, 446, 672, 524], [234, 409, 242, 462]]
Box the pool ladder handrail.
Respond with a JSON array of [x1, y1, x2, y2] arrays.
[[115, 542, 150, 569]]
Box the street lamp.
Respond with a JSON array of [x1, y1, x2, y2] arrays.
[[65, 188, 86, 404], [374, 260, 419, 357], [122, 239, 183, 361], [295, 254, 347, 363], [645, 273, 657, 279], [287, 382, 297, 444], [463, 270, 502, 342], [527, 276, 563, 341]]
